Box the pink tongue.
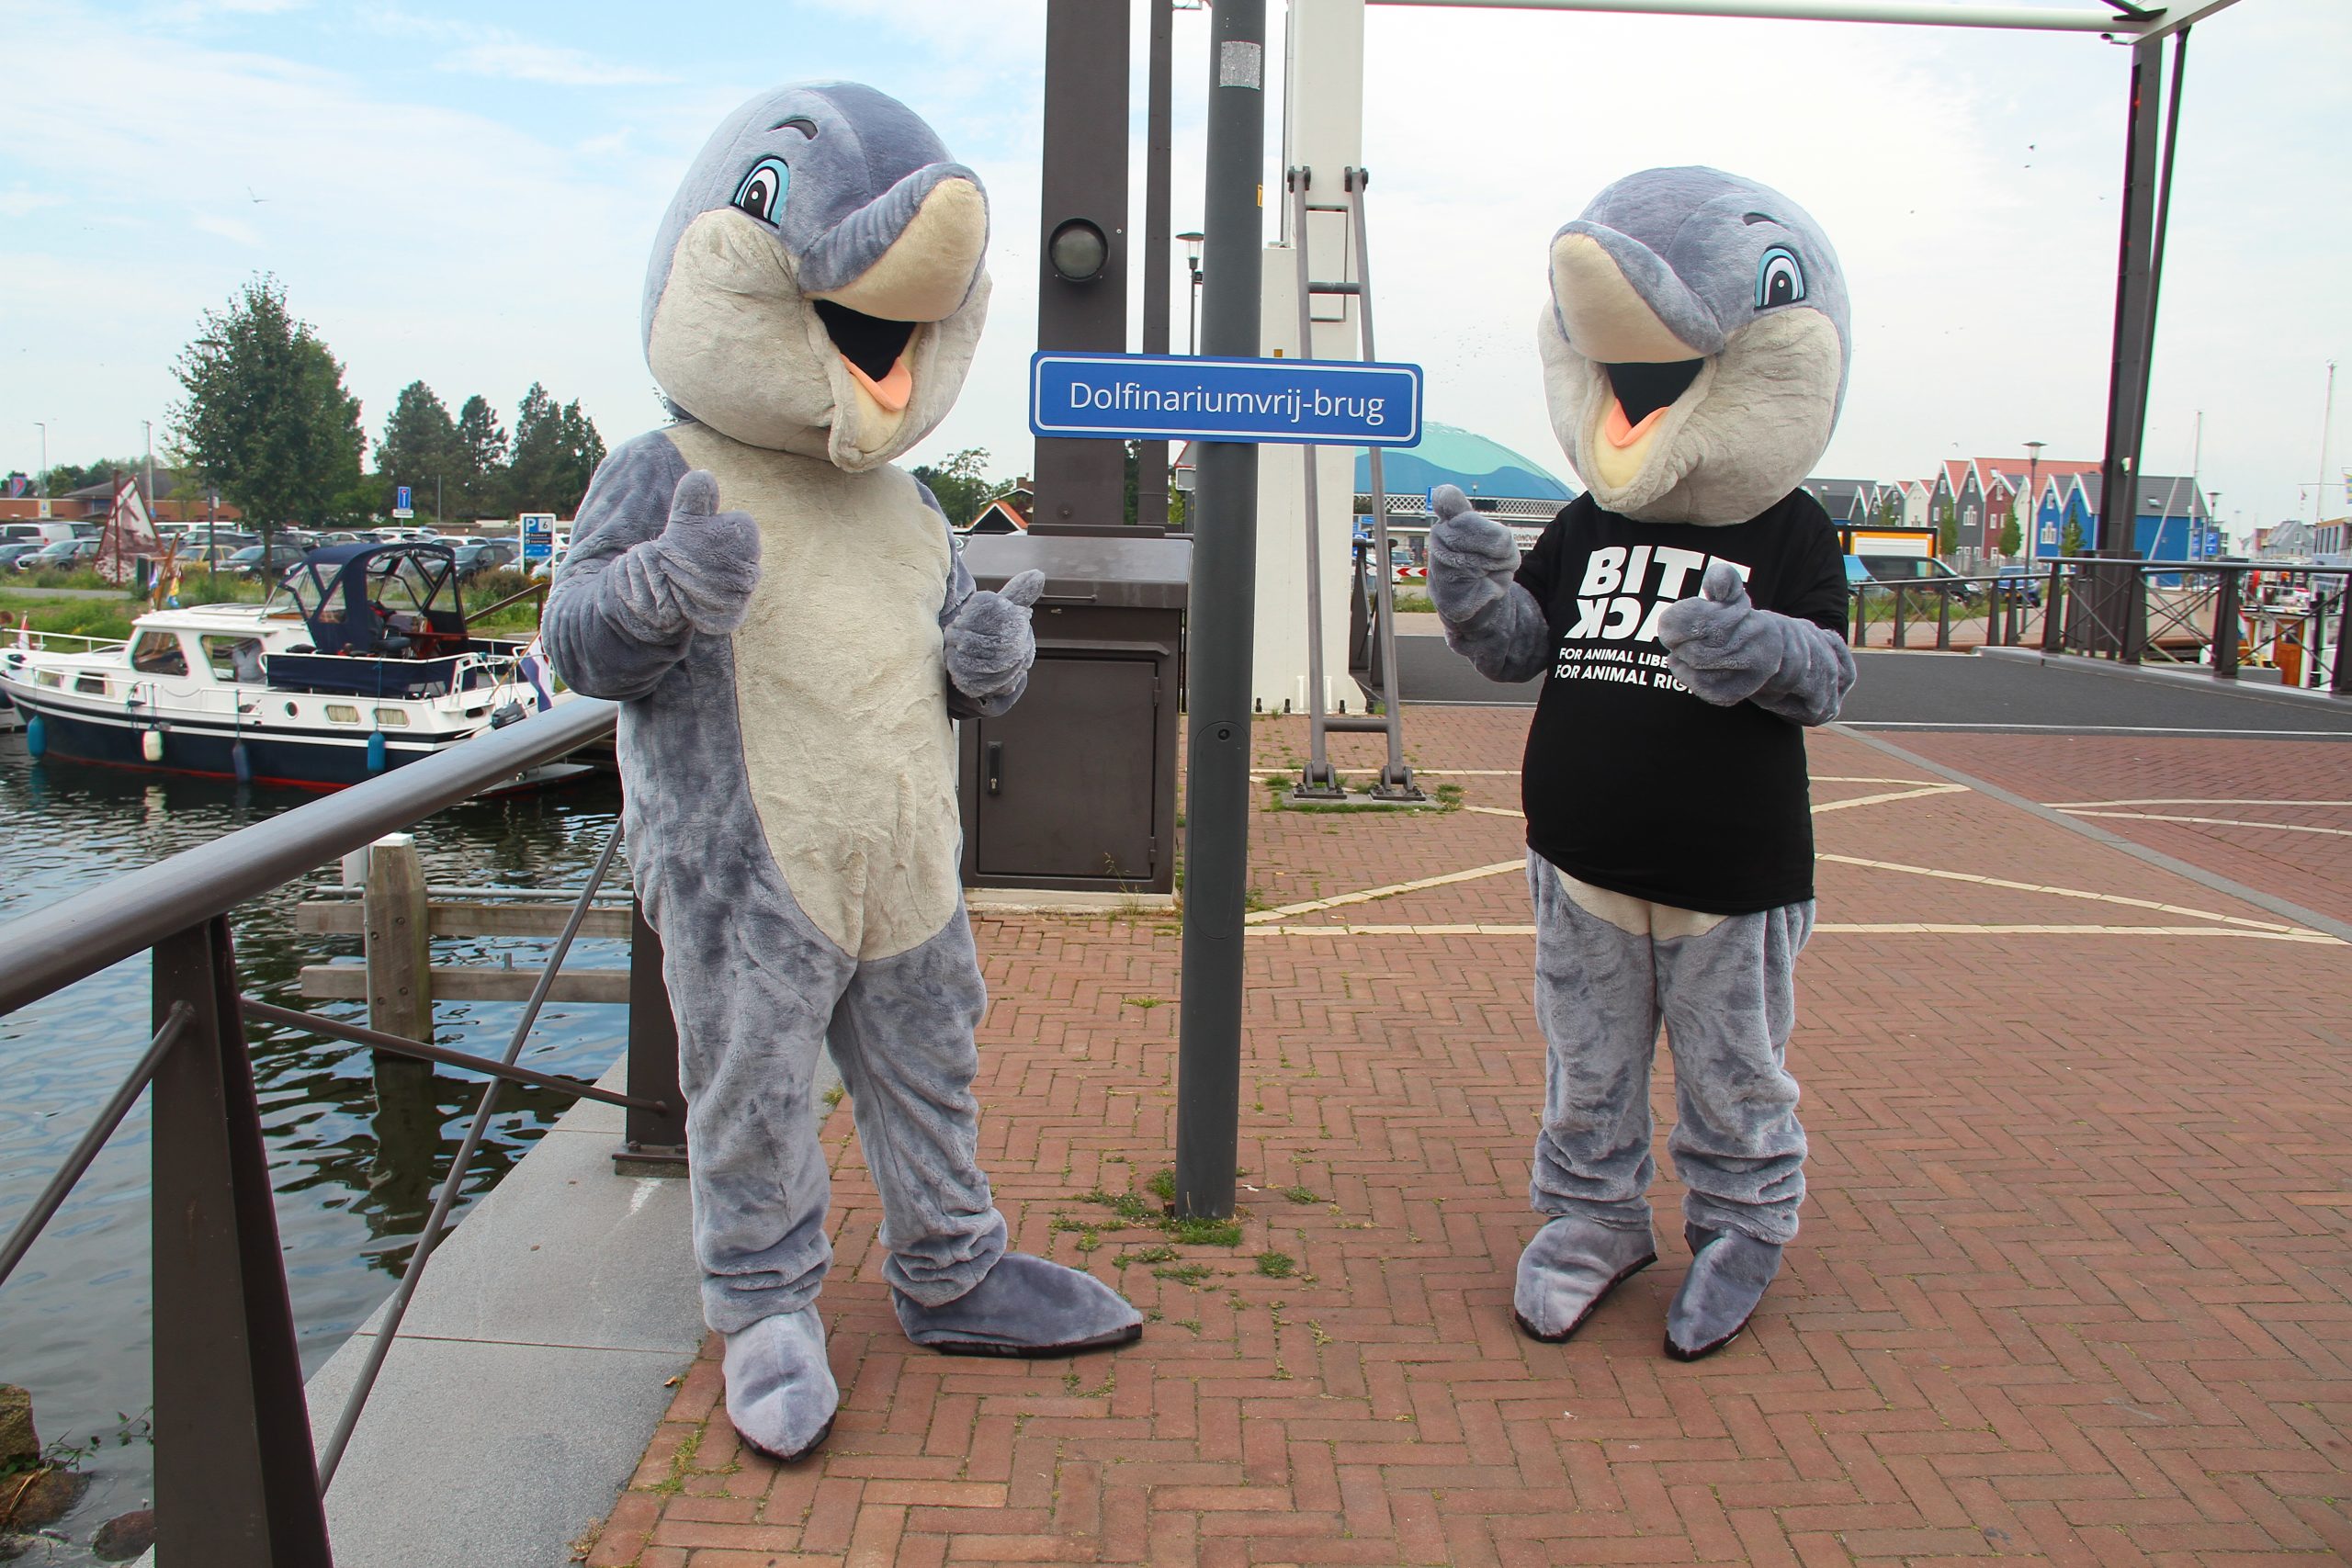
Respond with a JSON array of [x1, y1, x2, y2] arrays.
[[843, 355, 911, 412], [1603, 400, 1668, 450]]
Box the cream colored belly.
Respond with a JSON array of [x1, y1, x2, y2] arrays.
[[666, 424, 960, 962]]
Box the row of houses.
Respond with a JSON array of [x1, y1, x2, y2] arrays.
[[1802, 457, 2222, 567], [1, 468, 243, 525]]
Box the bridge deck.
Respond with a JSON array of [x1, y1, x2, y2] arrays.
[[577, 697, 2352, 1568]]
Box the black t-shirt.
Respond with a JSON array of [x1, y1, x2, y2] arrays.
[[1515, 490, 1849, 916]]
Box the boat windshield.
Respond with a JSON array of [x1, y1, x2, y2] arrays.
[[274, 543, 468, 656]]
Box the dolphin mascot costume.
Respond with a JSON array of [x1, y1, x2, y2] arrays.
[[1427, 167, 1857, 1359], [544, 83, 1140, 1462]]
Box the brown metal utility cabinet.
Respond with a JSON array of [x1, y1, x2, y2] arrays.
[[956, 528, 1190, 895]]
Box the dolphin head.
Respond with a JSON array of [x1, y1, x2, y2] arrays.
[[642, 82, 990, 470], [1537, 166, 1850, 525]]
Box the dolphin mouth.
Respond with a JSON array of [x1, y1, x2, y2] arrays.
[[814, 299, 916, 412], [1605, 360, 1702, 424]]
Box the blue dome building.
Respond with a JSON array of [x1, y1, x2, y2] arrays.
[[1351, 422, 1576, 556]]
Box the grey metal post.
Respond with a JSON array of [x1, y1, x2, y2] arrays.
[[1137, 0, 1175, 528], [151, 919, 334, 1566], [1348, 169, 1423, 799], [1034, 0, 1132, 530], [1289, 169, 1343, 796], [618, 893, 689, 1170], [1173, 0, 1264, 1222]]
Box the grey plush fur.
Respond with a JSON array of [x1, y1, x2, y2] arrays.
[[1526, 854, 1812, 1247], [1424, 485, 1550, 683], [1657, 559, 1857, 724], [895, 1250, 1143, 1356], [720, 1307, 837, 1462], [1513, 1213, 1657, 1342], [1539, 167, 1850, 525], [545, 81, 1136, 1460], [1666, 1224, 1784, 1360]]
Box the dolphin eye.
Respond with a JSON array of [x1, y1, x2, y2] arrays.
[[731, 157, 790, 225], [1756, 247, 1805, 310]]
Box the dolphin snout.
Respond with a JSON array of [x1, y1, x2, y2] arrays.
[[802, 164, 988, 323], [1549, 226, 1724, 363]]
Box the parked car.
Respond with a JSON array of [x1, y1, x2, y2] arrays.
[[0, 542, 46, 571], [1993, 563, 2044, 608], [1853, 553, 1982, 605], [221, 542, 311, 580], [451, 540, 519, 580], [15, 537, 101, 572], [529, 550, 567, 581]]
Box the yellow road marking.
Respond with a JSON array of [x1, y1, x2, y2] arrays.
[[1817, 852, 2323, 936], [2047, 798, 2352, 809], [2061, 810, 2352, 839], [1246, 922, 2339, 943], [1245, 861, 1526, 923], [1813, 784, 1968, 813]]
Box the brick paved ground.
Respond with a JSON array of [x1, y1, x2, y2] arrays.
[[582, 707, 2352, 1568]]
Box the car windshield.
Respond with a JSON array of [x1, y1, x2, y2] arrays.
[[229, 547, 263, 561]]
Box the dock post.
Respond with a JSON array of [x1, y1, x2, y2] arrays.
[[363, 835, 440, 1206]]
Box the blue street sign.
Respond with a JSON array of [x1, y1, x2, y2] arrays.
[[394, 485, 412, 511], [1030, 352, 1421, 446]]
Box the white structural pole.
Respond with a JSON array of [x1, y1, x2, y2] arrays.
[[1250, 0, 1366, 715], [1368, 0, 2181, 33]]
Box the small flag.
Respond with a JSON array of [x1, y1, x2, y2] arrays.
[[518, 633, 555, 712]]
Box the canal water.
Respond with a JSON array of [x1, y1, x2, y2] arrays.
[[0, 734, 631, 1559]]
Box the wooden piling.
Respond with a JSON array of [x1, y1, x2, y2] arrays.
[[363, 834, 433, 1047]]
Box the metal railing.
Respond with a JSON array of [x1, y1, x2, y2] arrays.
[[2032, 557, 2352, 693], [0, 697, 690, 1566], [1845, 571, 2041, 652]]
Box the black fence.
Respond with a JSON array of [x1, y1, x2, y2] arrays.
[[2034, 557, 2352, 693], [1847, 558, 2352, 696], [0, 699, 688, 1566]]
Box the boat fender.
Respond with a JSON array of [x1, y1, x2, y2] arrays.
[[142, 727, 165, 763], [489, 699, 526, 730], [366, 732, 388, 773], [25, 714, 44, 758], [232, 738, 253, 784]]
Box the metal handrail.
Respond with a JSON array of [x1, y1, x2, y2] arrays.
[[0, 697, 618, 1016]]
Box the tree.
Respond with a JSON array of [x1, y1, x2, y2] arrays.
[[909, 447, 994, 528], [504, 383, 605, 516], [169, 275, 365, 545], [450, 395, 509, 521], [2061, 517, 2086, 558], [1996, 513, 2023, 558], [1937, 495, 1959, 558], [377, 381, 461, 520], [1877, 490, 1903, 529]]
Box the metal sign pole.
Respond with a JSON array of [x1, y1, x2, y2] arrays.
[[1173, 0, 1266, 1221]]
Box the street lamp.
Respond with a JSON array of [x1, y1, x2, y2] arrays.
[[1179, 231, 1204, 355], [2022, 439, 2045, 562]]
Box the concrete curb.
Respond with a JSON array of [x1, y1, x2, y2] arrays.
[[1976, 643, 2352, 711]]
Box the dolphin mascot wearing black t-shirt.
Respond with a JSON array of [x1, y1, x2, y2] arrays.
[[543, 82, 1142, 1464], [1426, 166, 1857, 1359]]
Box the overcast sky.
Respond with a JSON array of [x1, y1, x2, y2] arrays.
[[4, 0, 2345, 543]]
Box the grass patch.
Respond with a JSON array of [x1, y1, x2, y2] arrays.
[[1390, 591, 1434, 615], [1077, 1188, 1158, 1224], [1145, 1167, 1176, 1204], [1282, 1186, 1323, 1205], [1121, 1245, 1179, 1265], [1165, 1215, 1244, 1247], [1255, 1251, 1297, 1279], [1153, 1262, 1214, 1286]]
